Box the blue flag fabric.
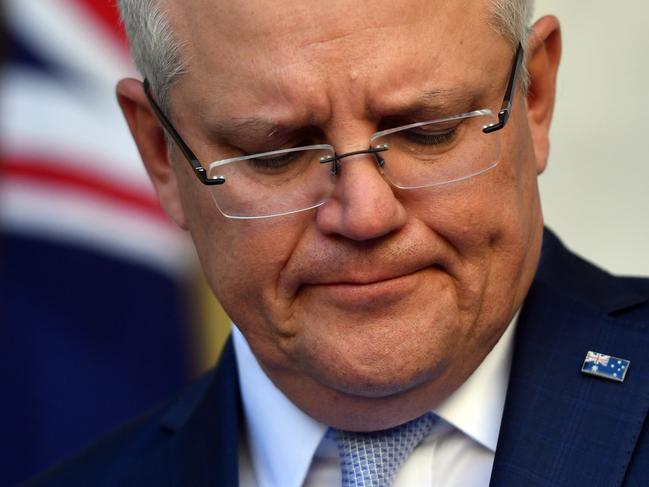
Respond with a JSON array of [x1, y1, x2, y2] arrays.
[[0, 1, 196, 484]]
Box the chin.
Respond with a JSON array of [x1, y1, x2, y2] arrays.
[[334, 369, 438, 399], [279, 302, 458, 396], [301, 335, 449, 399]]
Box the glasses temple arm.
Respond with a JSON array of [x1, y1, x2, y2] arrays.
[[142, 79, 223, 185], [483, 43, 524, 134]]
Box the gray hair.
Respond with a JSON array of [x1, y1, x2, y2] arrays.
[[491, 0, 535, 48], [118, 0, 535, 111], [117, 0, 185, 112], [491, 0, 535, 91]]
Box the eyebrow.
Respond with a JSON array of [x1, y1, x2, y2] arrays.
[[205, 87, 485, 139], [375, 88, 482, 120], [206, 117, 286, 139], [418, 89, 476, 108]]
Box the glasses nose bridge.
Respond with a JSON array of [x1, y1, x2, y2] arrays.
[[322, 144, 389, 176]]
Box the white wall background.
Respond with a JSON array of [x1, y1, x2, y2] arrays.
[[533, 1, 649, 276]]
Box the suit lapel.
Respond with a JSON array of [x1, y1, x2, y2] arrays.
[[490, 230, 649, 486], [125, 339, 241, 486]]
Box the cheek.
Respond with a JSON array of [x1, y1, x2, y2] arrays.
[[405, 172, 520, 254], [402, 136, 541, 315], [426, 124, 539, 252], [190, 208, 311, 342]]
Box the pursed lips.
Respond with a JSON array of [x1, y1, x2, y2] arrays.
[[276, 224, 453, 301], [310, 267, 428, 286], [296, 252, 440, 285], [305, 268, 436, 309], [283, 258, 442, 307]]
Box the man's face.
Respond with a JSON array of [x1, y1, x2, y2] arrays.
[[155, 0, 547, 429]]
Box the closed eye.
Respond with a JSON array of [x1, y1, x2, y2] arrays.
[[399, 127, 458, 146], [248, 150, 301, 170], [243, 139, 317, 174]]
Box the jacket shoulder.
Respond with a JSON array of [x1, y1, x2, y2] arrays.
[[23, 370, 218, 486], [537, 228, 649, 319]]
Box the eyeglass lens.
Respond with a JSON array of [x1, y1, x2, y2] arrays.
[[206, 111, 501, 219]]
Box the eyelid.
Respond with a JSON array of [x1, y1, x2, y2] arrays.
[[407, 121, 459, 132], [371, 109, 493, 142], [232, 126, 324, 154], [247, 150, 298, 170], [241, 137, 321, 158], [209, 143, 334, 169]]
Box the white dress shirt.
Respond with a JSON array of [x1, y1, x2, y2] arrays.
[[233, 315, 517, 487]]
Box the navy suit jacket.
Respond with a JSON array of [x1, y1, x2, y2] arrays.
[[27, 230, 649, 486]]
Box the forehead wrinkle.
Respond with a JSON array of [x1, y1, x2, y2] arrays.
[[174, 0, 497, 138]]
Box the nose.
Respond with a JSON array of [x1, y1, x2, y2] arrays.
[[315, 151, 408, 240]]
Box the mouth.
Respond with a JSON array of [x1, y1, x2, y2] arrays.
[[303, 267, 435, 310]]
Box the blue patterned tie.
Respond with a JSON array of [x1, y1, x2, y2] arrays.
[[329, 412, 438, 487]]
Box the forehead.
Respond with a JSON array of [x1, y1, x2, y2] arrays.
[[168, 0, 508, 124]]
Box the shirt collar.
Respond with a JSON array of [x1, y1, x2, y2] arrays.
[[433, 312, 518, 452], [233, 313, 517, 487], [233, 326, 327, 487]]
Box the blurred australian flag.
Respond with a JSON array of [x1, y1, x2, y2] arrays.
[[0, 1, 203, 484]]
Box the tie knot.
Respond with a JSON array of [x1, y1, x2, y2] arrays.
[[328, 412, 438, 487]]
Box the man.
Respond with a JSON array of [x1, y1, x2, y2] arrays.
[[29, 0, 649, 486]]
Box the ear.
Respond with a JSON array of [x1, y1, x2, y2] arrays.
[[525, 15, 562, 175], [116, 78, 188, 229]]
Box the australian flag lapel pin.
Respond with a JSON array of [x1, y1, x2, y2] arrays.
[[581, 351, 630, 383]]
